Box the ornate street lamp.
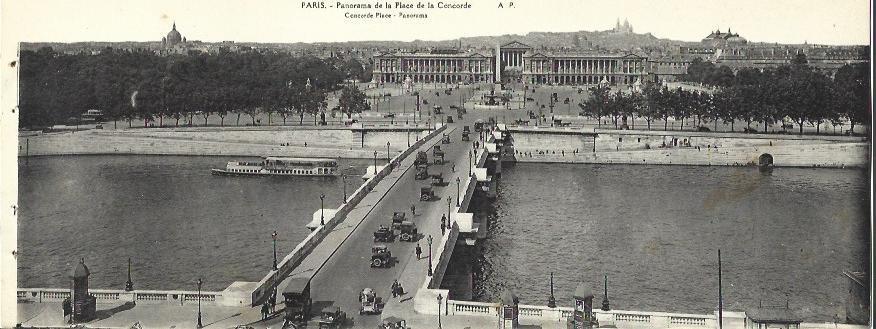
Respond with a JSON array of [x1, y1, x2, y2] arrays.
[[386, 142, 391, 162], [601, 274, 611, 311], [427, 234, 433, 276], [271, 231, 278, 270], [342, 175, 347, 202], [373, 151, 378, 175], [320, 194, 326, 226], [124, 258, 134, 292], [446, 196, 452, 224], [196, 278, 203, 328], [548, 272, 557, 308], [437, 293, 444, 329], [468, 150, 472, 177]]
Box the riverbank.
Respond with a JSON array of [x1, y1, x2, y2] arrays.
[[17, 125, 433, 158], [508, 128, 869, 168]]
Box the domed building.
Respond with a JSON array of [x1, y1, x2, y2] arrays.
[[701, 28, 747, 48], [161, 22, 185, 48]]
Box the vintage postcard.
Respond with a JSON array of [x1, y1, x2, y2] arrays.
[[0, 0, 871, 328]]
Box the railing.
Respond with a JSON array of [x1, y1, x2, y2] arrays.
[[18, 288, 222, 305], [670, 315, 709, 326], [448, 300, 499, 316], [615, 312, 651, 323]]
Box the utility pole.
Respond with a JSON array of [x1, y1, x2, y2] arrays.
[[718, 249, 723, 329]]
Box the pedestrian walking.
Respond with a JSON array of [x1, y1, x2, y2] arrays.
[[391, 280, 399, 298], [441, 220, 446, 235], [269, 288, 277, 313], [62, 298, 71, 323], [452, 164, 456, 172], [415, 243, 422, 259], [410, 203, 416, 216], [261, 301, 270, 319]]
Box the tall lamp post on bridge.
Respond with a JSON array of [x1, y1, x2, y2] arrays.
[[468, 150, 472, 177], [427, 234, 433, 276], [386, 142, 391, 162], [271, 231, 278, 271], [373, 151, 378, 175], [342, 175, 347, 202], [319, 194, 326, 226], [437, 293, 444, 329], [446, 196, 452, 225], [456, 177, 461, 207], [196, 278, 203, 328]]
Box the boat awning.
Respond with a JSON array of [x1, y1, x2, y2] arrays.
[[361, 165, 387, 180], [307, 208, 339, 230], [452, 212, 476, 234], [473, 168, 490, 182], [485, 143, 498, 154]]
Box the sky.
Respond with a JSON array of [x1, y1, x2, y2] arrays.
[[0, 0, 872, 45]]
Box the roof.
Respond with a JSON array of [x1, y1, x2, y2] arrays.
[[747, 307, 802, 324], [72, 259, 90, 279], [265, 157, 336, 162], [280, 276, 311, 295], [501, 41, 533, 49], [500, 290, 519, 305], [573, 284, 593, 300]]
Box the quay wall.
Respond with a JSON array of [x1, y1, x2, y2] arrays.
[[18, 126, 431, 158], [509, 128, 869, 168]]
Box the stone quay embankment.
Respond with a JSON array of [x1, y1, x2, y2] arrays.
[[508, 127, 869, 168], [18, 124, 433, 159]]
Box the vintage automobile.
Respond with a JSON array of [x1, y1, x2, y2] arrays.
[[441, 134, 450, 144], [317, 306, 349, 329], [433, 105, 442, 114], [378, 317, 408, 329], [280, 277, 313, 325], [391, 212, 406, 229], [432, 146, 445, 164], [413, 151, 428, 166], [371, 245, 393, 268], [446, 115, 454, 123], [373, 225, 394, 242], [396, 221, 418, 242], [462, 126, 470, 141], [431, 173, 445, 186], [415, 164, 429, 180], [474, 119, 485, 132], [359, 288, 383, 315], [420, 186, 434, 201], [383, 113, 396, 118]]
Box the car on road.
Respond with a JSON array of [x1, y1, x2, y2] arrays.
[[391, 212, 406, 229], [280, 277, 313, 326], [373, 225, 394, 242], [370, 245, 393, 268], [397, 221, 418, 242], [415, 164, 429, 180], [359, 288, 383, 315], [317, 306, 350, 329], [383, 113, 396, 118]]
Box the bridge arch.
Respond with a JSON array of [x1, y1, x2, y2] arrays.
[[758, 153, 774, 167]]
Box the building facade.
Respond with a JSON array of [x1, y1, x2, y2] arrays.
[[371, 50, 495, 84], [522, 51, 648, 85]]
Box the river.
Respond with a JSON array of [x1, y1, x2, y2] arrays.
[[469, 163, 870, 322], [18, 155, 368, 291]]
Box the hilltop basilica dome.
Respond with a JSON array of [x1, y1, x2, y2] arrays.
[[165, 22, 183, 46]]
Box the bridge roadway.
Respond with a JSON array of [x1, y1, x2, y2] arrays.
[[257, 90, 484, 328]]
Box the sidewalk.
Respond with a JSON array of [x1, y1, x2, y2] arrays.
[[17, 300, 262, 328]]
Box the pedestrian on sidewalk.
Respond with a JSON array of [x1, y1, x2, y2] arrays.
[[261, 301, 270, 319], [441, 220, 447, 235], [452, 164, 456, 172], [269, 288, 277, 313], [411, 203, 416, 216], [415, 243, 422, 260]]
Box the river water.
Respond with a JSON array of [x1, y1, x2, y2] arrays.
[[471, 163, 870, 322], [18, 155, 368, 291]]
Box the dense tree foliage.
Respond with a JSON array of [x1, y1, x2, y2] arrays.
[[19, 47, 363, 128], [580, 61, 870, 135]]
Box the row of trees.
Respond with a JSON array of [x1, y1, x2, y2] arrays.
[[580, 61, 869, 134], [20, 47, 371, 128]]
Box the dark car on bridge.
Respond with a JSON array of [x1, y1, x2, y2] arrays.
[[414, 151, 428, 166], [420, 186, 435, 201], [431, 173, 446, 186], [317, 306, 350, 329], [370, 245, 393, 268], [397, 221, 418, 242], [415, 164, 429, 180], [391, 212, 406, 229], [279, 277, 313, 325], [432, 146, 445, 164], [373, 225, 394, 242]]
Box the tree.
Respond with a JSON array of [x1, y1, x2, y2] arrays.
[[337, 85, 371, 119]]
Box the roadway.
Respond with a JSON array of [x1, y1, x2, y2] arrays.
[[258, 84, 484, 328]]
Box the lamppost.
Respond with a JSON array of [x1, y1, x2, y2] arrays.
[[468, 150, 472, 177], [386, 142, 391, 162], [548, 272, 557, 308], [427, 234, 433, 276], [446, 196, 452, 223], [342, 175, 347, 202], [437, 293, 444, 329], [319, 194, 325, 226], [196, 278, 203, 328], [373, 151, 378, 175], [271, 231, 278, 270], [124, 258, 134, 292], [407, 130, 411, 147], [456, 177, 461, 206]]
